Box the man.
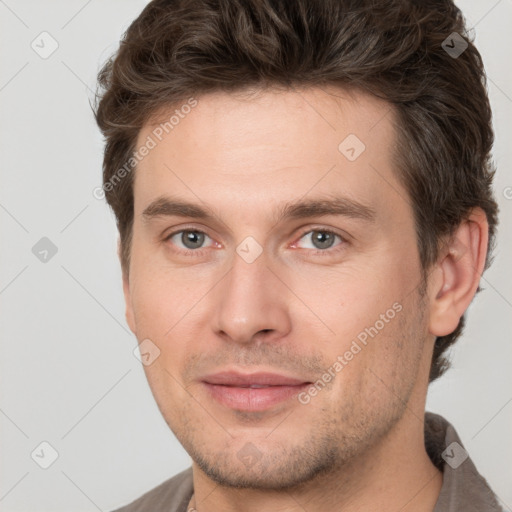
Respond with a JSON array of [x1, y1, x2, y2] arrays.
[[94, 0, 503, 510]]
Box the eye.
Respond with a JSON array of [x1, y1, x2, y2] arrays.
[[163, 228, 345, 256], [295, 229, 344, 252], [165, 229, 214, 251]]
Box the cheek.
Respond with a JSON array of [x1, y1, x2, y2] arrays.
[[129, 257, 204, 337], [284, 260, 407, 340], [129, 267, 210, 384], [287, 261, 422, 389]]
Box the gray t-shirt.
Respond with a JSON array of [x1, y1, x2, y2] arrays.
[[112, 412, 504, 511]]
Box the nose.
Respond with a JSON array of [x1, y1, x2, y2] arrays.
[[210, 246, 292, 346]]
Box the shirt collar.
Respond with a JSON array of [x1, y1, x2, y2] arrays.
[[425, 411, 504, 511]]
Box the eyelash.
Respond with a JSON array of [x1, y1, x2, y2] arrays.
[[163, 227, 347, 257]]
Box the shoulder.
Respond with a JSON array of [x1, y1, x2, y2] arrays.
[[425, 412, 505, 512], [111, 467, 193, 512]]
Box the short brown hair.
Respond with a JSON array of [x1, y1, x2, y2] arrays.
[[94, 0, 498, 383]]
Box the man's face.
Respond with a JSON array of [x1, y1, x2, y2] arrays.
[[125, 87, 433, 489]]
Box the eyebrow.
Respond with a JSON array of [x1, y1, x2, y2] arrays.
[[141, 195, 376, 224]]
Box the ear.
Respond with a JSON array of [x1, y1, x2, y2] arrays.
[[428, 208, 489, 337], [119, 238, 136, 335]]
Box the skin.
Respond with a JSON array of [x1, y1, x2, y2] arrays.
[[123, 86, 488, 511]]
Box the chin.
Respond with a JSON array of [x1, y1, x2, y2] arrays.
[[190, 442, 339, 491]]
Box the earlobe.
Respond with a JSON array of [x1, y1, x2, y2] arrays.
[[428, 208, 489, 337]]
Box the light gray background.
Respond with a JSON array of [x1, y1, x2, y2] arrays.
[[0, 1, 511, 510]]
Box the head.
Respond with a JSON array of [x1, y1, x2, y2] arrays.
[[94, 0, 498, 490]]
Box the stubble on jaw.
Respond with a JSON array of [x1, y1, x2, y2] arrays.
[[164, 314, 425, 492]]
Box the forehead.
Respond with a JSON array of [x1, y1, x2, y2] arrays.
[[132, 86, 406, 223], [140, 85, 394, 161]]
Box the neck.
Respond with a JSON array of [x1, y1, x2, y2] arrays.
[[189, 407, 443, 512]]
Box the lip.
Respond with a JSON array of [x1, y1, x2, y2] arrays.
[[201, 371, 311, 412]]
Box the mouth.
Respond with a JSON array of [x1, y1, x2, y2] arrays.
[[201, 371, 311, 412]]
